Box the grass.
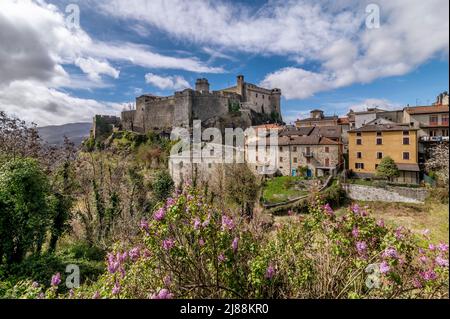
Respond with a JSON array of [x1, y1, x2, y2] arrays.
[[336, 200, 449, 244], [262, 176, 309, 204]]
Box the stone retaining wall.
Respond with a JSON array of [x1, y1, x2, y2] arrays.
[[343, 184, 428, 204]]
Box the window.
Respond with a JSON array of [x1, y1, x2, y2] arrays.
[[293, 146, 298, 152], [443, 129, 449, 137], [325, 158, 330, 167], [442, 114, 449, 126], [377, 132, 382, 137], [403, 152, 410, 160], [325, 147, 330, 153], [375, 164, 379, 169], [376, 138, 383, 145], [279, 146, 283, 152], [430, 115, 439, 125], [356, 132, 362, 137], [307, 158, 311, 164], [357, 152, 362, 159], [262, 95, 265, 99], [377, 152, 383, 160], [403, 137, 410, 145], [355, 163, 365, 169], [356, 139, 362, 145], [279, 157, 283, 163], [293, 157, 298, 163], [403, 131, 410, 136], [256, 93, 258, 98], [208, 163, 212, 169], [210, 149, 214, 156]]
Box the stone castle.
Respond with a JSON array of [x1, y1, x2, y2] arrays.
[[119, 75, 282, 133]]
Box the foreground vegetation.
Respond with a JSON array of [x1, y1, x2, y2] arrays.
[[0, 111, 448, 299]]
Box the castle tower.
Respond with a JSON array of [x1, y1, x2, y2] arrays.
[[237, 75, 245, 97], [195, 78, 210, 93]]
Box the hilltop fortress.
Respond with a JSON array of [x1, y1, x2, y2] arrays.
[[93, 75, 282, 139]]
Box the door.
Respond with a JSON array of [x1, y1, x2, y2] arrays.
[[307, 169, 312, 178], [292, 169, 297, 177]]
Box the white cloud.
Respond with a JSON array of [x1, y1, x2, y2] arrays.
[[98, 0, 449, 99], [0, 0, 221, 125], [145, 73, 191, 91], [0, 80, 124, 126], [75, 57, 120, 81], [348, 98, 402, 113]]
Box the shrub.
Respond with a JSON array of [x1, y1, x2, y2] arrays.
[[14, 187, 449, 299], [151, 170, 175, 202]]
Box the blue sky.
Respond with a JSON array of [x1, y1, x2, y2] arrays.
[[0, 0, 448, 125]]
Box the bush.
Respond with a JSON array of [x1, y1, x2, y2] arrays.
[[151, 170, 174, 202], [51, 187, 448, 300]]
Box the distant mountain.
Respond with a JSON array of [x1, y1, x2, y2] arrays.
[[38, 122, 92, 146]]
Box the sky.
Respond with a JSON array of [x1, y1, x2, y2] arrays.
[[0, 0, 448, 126]]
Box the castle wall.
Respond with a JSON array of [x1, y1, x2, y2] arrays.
[[192, 92, 239, 122]]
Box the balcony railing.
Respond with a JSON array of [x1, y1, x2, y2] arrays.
[[303, 152, 314, 158], [420, 136, 450, 142]]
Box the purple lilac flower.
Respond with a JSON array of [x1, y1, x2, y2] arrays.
[[232, 237, 239, 253], [265, 264, 276, 279], [429, 244, 436, 251], [166, 197, 176, 207], [436, 256, 449, 268], [129, 247, 140, 262], [218, 253, 226, 263], [199, 238, 205, 246], [379, 261, 390, 274], [419, 255, 428, 264], [351, 204, 360, 215], [351, 227, 359, 238], [140, 218, 149, 231], [382, 247, 399, 259], [356, 241, 367, 255], [153, 207, 166, 221], [112, 282, 121, 295], [143, 249, 152, 258], [221, 215, 235, 231], [163, 275, 172, 287], [69, 289, 75, 298], [92, 291, 101, 299], [193, 218, 202, 230], [323, 204, 334, 216], [152, 289, 173, 299], [413, 277, 423, 289], [394, 227, 405, 240], [438, 243, 449, 252], [376, 219, 385, 228], [202, 216, 211, 228], [420, 270, 437, 281], [32, 281, 39, 288], [162, 238, 175, 251], [51, 273, 61, 287], [118, 251, 128, 263]]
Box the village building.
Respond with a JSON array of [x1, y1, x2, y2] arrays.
[[348, 122, 420, 184]]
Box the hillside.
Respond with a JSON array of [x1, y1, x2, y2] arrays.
[[38, 122, 92, 146]]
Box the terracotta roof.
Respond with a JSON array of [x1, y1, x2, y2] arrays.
[[396, 163, 420, 172], [279, 127, 314, 137], [277, 135, 341, 146], [296, 116, 338, 123], [349, 123, 415, 133], [311, 126, 341, 139], [338, 117, 350, 125], [404, 105, 449, 115], [253, 124, 284, 131]]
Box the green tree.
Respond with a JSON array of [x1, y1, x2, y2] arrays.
[[0, 158, 52, 264], [225, 164, 259, 218], [151, 170, 174, 202], [376, 156, 399, 182]]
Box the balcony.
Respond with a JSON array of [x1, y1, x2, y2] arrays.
[[303, 152, 314, 158], [420, 136, 449, 142]]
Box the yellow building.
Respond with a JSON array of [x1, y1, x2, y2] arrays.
[[348, 123, 420, 184]]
